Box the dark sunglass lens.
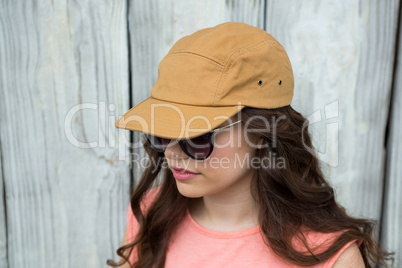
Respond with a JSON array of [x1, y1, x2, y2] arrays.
[[182, 133, 212, 159], [146, 135, 170, 152]]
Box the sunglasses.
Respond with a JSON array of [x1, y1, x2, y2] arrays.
[[144, 120, 242, 160]]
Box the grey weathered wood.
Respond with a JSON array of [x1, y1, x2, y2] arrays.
[[381, 6, 402, 266], [128, 0, 262, 187], [0, 142, 7, 268], [0, 0, 130, 267], [0, 0, 400, 267], [264, 1, 400, 265]]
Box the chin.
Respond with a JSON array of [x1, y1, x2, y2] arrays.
[[175, 182, 204, 198]]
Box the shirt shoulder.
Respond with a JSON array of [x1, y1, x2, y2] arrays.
[[291, 226, 364, 268]]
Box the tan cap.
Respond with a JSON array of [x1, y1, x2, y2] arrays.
[[115, 21, 294, 139]]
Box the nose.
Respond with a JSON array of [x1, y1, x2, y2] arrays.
[[164, 139, 188, 159]]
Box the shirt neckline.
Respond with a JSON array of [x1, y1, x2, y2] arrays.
[[185, 207, 261, 239]]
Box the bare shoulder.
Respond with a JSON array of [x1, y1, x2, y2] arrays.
[[332, 242, 365, 268]]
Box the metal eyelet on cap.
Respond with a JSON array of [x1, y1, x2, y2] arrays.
[[258, 80, 262, 86], [278, 80, 282, 85]]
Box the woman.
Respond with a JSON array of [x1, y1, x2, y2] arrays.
[[108, 22, 393, 268]]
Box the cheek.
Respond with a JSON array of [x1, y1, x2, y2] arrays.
[[202, 140, 249, 175], [202, 152, 227, 176], [198, 130, 256, 174]]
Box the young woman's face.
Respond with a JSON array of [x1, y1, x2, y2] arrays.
[[165, 119, 262, 198]]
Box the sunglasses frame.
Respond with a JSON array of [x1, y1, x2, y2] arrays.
[[144, 120, 242, 160]]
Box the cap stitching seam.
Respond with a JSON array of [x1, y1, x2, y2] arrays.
[[210, 65, 223, 105], [216, 40, 283, 102], [222, 39, 283, 65], [165, 51, 224, 67], [187, 22, 275, 65], [161, 52, 224, 69], [172, 36, 279, 65], [168, 49, 224, 63], [220, 36, 277, 64], [210, 39, 280, 105], [212, 39, 271, 104], [156, 53, 223, 106], [144, 95, 244, 107], [168, 38, 276, 65]]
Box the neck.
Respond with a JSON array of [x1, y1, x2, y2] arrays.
[[189, 184, 260, 232]]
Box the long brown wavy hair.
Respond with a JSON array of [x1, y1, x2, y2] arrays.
[[107, 105, 394, 268]]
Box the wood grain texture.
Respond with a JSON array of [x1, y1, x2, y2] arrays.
[[128, 0, 262, 187], [0, 139, 7, 267], [0, 0, 130, 267], [0, 0, 400, 267], [381, 3, 402, 266], [264, 0, 399, 246]]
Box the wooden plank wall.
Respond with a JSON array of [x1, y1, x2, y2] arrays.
[[263, 4, 401, 268], [0, 137, 6, 267], [0, 1, 131, 267], [381, 0, 402, 264], [0, 0, 400, 267]]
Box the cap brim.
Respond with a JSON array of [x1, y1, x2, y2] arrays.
[[115, 96, 245, 139]]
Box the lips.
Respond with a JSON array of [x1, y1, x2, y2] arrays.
[[171, 166, 199, 174]]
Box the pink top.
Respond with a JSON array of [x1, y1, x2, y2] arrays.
[[126, 186, 363, 267]]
